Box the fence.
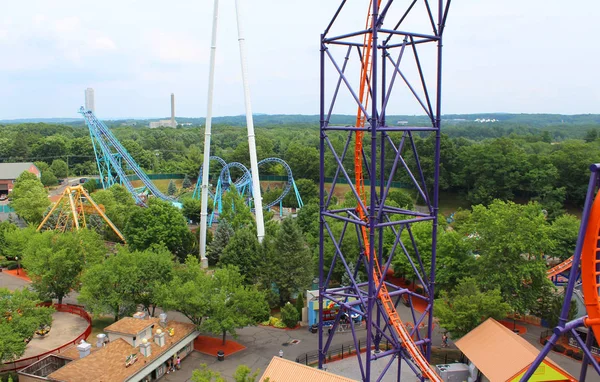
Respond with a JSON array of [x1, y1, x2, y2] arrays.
[[126, 173, 186, 181], [507, 313, 541, 326], [0, 303, 92, 373]]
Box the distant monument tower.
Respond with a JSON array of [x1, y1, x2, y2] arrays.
[[85, 88, 95, 112], [170, 93, 175, 126]]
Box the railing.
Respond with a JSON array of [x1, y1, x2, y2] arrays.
[[507, 313, 541, 326], [0, 303, 92, 373]]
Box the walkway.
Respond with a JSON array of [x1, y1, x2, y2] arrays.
[[21, 311, 89, 358]]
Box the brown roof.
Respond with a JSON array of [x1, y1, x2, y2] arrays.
[[60, 343, 102, 360], [454, 318, 574, 382], [48, 321, 197, 382], [260, 357, 357, 382], [103, 317, 159, 336]]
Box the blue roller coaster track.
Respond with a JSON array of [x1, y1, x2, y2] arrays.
[[79, 107, 177, 206], [192, 157, 303, 225]]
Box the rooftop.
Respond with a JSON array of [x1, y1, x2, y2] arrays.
[[260, 357, 357, 382], [103, 317, 159, 336], [0, 162, 38, 180], [48, 320, 196, 382], [455, 318, 574, 382]]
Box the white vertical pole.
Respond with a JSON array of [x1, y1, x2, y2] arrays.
[[199, 0, 220, 268], [234, 0, 265, 243]]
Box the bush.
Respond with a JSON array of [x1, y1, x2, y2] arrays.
[[6, 262, 19, 270], [295, 293, 304, 318], [280, 302, 299, 328], [552, 344, 565, 353], [541, 338, 548, 346], [566, 349, 573, 356], [573, 351, 583, 360]]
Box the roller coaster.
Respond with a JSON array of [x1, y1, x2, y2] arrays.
[[192, 156, 303, 225], [80, 107, 302, 216]]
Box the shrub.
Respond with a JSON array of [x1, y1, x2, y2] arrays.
[[274, 320, 287, 329], [295, 293, 304, 318], [280, 302, 299, 328], [566, 349, 573, 356], [552, 344, 565, 353], [573, 351, 583, 360], [541, 338, 548, 346], [6, 262, 19, 270]]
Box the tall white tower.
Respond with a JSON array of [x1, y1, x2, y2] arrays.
[[85, 88, 95, 113]]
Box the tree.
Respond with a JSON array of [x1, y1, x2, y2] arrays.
[[469, 200, 554, 313], [78, 246, 174, 319], [23, 230, 106, 304], [280, 302, 299, 328], [295, 292, 304, 319], [9, 171, 50, 224], [124, 198, 196, 261], [40, 169, 58, 187], [266, 217, 313, 306], [233, 365, 261, 382], [159, 258, 269, 344], [82, 179, 99, 193], [220, 186, 255, 231], [0, 221, 18, 258], [0, 288, 54, 362], [168, 180, 177, 196], [50, 159, 68, 179], [181, 197, 201, 224], [387, 189, 414, 210], [434, 277, 510, 339], [584, 129, 598, 143], [182, 174, 193, 189], [207, 220, 234, 266], [220, 227, 262, 284], [547, 214, 580, 261], [191, 364, 226, 382]]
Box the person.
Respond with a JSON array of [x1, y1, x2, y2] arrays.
[[166, 360, 172, 374], [279, 349, 283, 358], [441, 333, 448, 348], [176, 356, 181, 370]]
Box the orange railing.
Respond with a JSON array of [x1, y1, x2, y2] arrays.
[[0, 303, 92, 373]]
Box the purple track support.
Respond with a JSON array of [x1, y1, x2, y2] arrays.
[[522, 164, 600, 381], [319, 1, 450, 381]]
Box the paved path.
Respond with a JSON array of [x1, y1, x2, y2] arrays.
[[21, 312, 88, 358]]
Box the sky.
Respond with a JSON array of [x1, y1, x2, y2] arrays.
[[0, 0, 598, 119]]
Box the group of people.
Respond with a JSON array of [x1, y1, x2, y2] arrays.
[[166, 356, 181, 374]]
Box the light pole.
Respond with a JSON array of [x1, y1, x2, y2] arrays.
[[15, 256, 19, 275]]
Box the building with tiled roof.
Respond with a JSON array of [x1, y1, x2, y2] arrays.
[[0, 162, 40, 197], [260, 357, 357, 382], [18, 313, 198, 382]]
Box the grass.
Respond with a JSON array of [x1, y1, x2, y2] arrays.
[[130, 179, 184, 194], [89, 316, 115, 339]]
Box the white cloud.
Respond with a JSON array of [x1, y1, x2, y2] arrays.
[[93, 37, 117, 51]]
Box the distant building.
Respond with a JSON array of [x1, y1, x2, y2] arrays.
[[0, 162, 41, 197], [18, 312, 198, 382], [149, 93, 177, 128], [85, 88, 95, 112], [149, 119, 177, 128]]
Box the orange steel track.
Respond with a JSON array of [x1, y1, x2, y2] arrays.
[[354, 2, 441, 380], [546, 256, 574, 278], [581, 191, 600, 342]]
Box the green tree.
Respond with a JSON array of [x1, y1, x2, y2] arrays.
[[78, 249, 137, 321], [200, 265, 270, 344], [191, 364, 226, 382], [182, 174, 193, 189], [124, 198, 196, 261], [0, 288, 54, 362], [547, 214, 580, 261], [280, 302, 299, 328], [82, 179, 99, 193], [129, 246, 175, 317], [9, 171, 50, 224], [220, 226, 262, 284], [469, 200, 554, 313], [295, 292, 304, 319], [23, 230, 106, 304], [181, 197, 201, 224], [387, 189, 414, 209], [207, 220, 234, 266], [584, 129, 598, 143], [434, 277, 510, 339], [267, 217, 313, 306], [220, 187, 255, 231], [168, 180, 177, 196], [0, 221, 18, 258], [159, 258, 269, 344], [50, 159, 68, 179], [233, 365, 261, 382], [40, 169, 58, 187]]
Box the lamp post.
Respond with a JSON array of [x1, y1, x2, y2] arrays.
[[15, 256, 19, 275]]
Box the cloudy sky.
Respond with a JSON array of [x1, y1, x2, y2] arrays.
[[0, 0, 598, 119]]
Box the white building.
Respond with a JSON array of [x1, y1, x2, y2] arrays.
[[149, 120, 177, 128], [85, 88, 95, 112]]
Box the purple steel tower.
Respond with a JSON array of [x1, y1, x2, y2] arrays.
[[319, 1, 451, 381]]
